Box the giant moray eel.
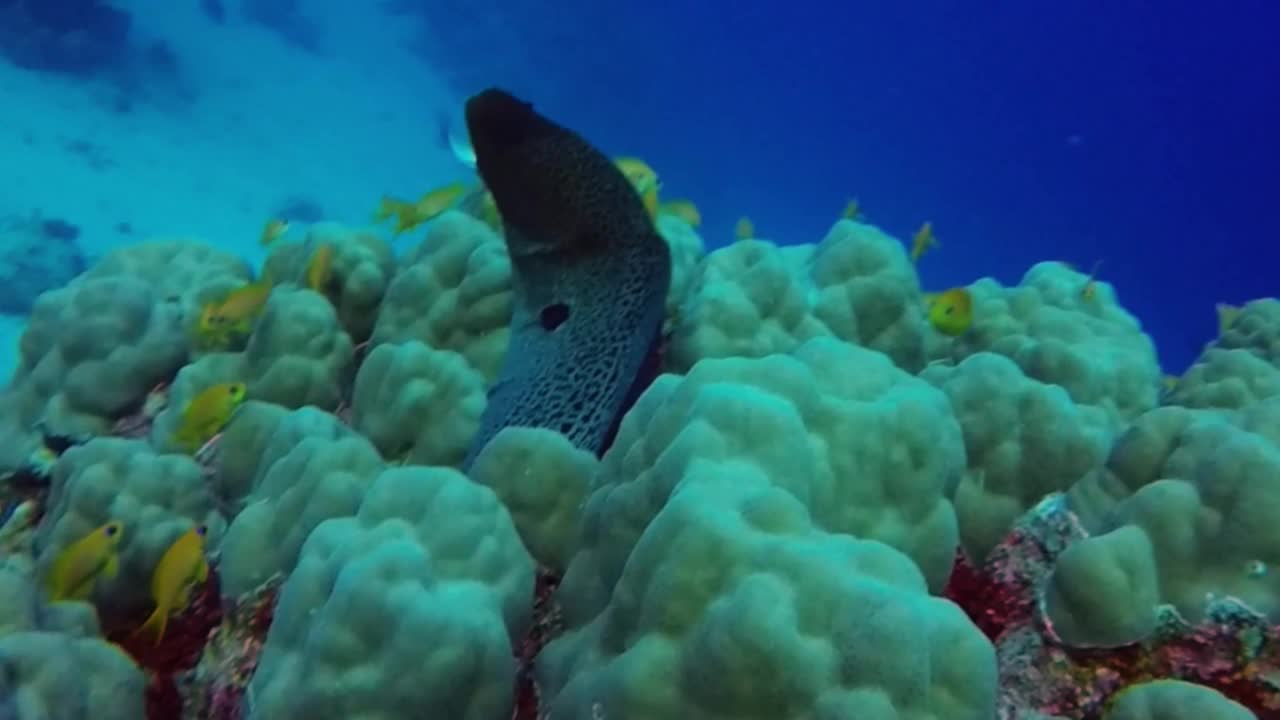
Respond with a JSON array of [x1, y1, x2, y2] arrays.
[[460, 88, 671, 470]]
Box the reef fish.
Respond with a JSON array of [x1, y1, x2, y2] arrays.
[[173, 382, 247, 453], [260, 218, 290, 246], [911, 221, 938, 262], [195, 280, 272, 347], [926, 287, 974, 336], [304, 243, 334, 292], [46, 521, 123, 602], [134, 525, 209, 646], [660, 199, 702, 227], [460, 88, 671, 469]]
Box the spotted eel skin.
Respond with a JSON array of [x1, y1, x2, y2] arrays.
[[460, 88, 671, 470]]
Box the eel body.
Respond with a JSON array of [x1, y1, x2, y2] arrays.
[[460, 88, 671, 469]]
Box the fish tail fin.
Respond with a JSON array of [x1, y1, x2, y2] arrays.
[[133, 605, 168, 647]]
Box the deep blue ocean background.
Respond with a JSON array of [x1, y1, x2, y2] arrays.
[[3, 0, 1277, 373], [416, 0, 1278, 372]]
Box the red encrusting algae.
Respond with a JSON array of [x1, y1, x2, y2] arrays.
[[943, 494, 1280, 719]]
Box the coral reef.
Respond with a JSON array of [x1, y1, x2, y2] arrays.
[[0, 88, 1275, 720]]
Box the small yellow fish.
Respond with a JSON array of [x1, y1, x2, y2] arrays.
[[413, 182, 468, 221], [927, 287, 974, 336], [133, 525, 209, 646], [1216, 303, 1242, 334], [305, 244, 334, 292], [260, 218, 289, 246], [192, 281, 271, 351], [479, 190, 501, 231], [842, 198, 863, 221], [735, 217, 755, 241], [614, 157, 661, 219], [374, 195, 410, 223], [910, 222, 937, 262], [46, 521, 123, 602], [1080, 261, 1104, 301], [1160, 374, 1180, 395], [173, 382, 247, 453], [659, 199, 702, 227]]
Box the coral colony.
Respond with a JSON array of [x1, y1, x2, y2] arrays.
[[0, 89, 1276, 720]]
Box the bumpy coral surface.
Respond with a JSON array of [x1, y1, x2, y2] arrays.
[[540, 338, 990, 718], [1, 135, 1274, 719], [247, 466, 533, 720], [946, 262, 1161, 427], [351, 340, 486, 467], [371, 211, 514, 382], [669, 219, 930, 373], [1104, 680, 1257, 720], [924, 352, 1113, 562], [263, 222, 395, 343], [1049, 400, 1280, 647], [0, 630, 147, 720]]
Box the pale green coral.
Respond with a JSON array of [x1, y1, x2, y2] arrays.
[[263, 223, 395, 343], [1103, 679, 1257, 720], [542, 337, 990, 718], [468, 426, 597, 572], [212, 401, 356, 511], [668, 219, 929, 374], [923, 352, 1112, 561], [0, 630, 146, 720], [248, 466, 534, 720], [543, 449, 993, 720], [942, 262, 1160, 426], [1049, 400, 1280, 646], [350, 341, 486, 467], [218, 434, 385, 598], [370, 211, 513, 382]]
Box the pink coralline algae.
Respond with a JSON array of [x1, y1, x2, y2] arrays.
[[944, 494, 1280, 719], [178, 576, 282, 720], [107, 563, 225, 720], [514, 567, 565, 720]]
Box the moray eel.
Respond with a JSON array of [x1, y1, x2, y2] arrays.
[[460, 88, 671, 470]]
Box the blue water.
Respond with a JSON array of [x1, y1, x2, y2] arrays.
[[7, 0, 1279, 372], [414, 1, 1278, 373]]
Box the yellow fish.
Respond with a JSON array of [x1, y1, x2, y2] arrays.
[[910, 221, 937, 262], [196, 281, 271, 336], [173, 382, 247, 453], [260, 218, 289, 246], [735, 216, 755, 241], [478, 190, 501, 230], [133, 525, 209, 646], [659, 199, 702, 227], [1160, 374, 1180, 396], [46, 521, 123, 602], [926, 287, 974, 336], [305, 244, 334, 292], [1080, 261, 1104, 301], [413, 182, 468, 221], [1216, 303, 1242, 334], [613, 157, 661, 219], [374, 195, 411, 223], [842, 198, 863, 221]]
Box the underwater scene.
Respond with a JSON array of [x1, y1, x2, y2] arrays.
[[1, 0, 1278, 718]]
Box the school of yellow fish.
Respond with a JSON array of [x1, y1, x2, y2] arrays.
[[46, 521, 209, 647]]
